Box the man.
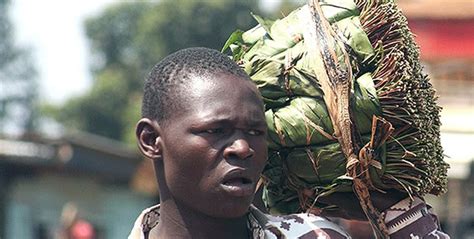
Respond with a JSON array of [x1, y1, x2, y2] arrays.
[[129, 47, 448, 239]]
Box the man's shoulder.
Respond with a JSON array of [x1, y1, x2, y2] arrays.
[[128, 204, 160, 239], [128, 204, 351, 239], [249, 206, 351, 239]]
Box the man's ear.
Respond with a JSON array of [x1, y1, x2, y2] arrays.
[[136, 118, 163, 160]]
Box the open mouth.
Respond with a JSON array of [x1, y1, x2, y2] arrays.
[[223, 177, 252, 186], [221, 175, 255, 197]]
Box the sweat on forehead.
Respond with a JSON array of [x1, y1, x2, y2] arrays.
[[141, 47, 251, 123]]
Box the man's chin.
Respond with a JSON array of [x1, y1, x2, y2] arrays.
[[209, 197, 254, 218]]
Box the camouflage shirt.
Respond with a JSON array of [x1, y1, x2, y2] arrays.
[[128, 197, 448, 239]]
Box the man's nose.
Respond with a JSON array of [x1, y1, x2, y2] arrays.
[[223, 137, 254, 160]]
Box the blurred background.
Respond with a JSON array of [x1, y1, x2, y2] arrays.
[[0, 0, 472, 238]]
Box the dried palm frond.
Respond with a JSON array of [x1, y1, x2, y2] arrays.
[[223, 0, 448, 237]]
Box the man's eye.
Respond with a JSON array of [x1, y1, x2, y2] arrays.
[[247, 129, 263, 136], [205, 128, 223, 134]]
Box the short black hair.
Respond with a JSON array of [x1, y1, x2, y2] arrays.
[[142, 47, 250, 123]]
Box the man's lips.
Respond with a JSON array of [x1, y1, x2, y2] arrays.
[[220, 169, 256, 197]]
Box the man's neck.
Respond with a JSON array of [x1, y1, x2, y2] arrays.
[[151, 199, 250, 239]]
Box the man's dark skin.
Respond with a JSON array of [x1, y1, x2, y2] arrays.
[[136, 73, 268, 239], [135, 69, 407, 238]]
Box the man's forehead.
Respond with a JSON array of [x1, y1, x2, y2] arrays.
[[184, 72, 256, 97], [187, 72, 246, 86], [170, 73, 264, 121], [186, 74, 219, 94], [192, 104, 266, 123]]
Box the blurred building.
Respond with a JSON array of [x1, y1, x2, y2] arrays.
[[0, 132, 155, 239], [398, 0, 474, 238]]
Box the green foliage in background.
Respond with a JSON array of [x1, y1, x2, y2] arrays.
[[0, 0, 38, 134], [46, 0, 301, 144]]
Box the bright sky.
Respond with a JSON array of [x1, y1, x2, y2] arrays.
[[11, 0, 115, 105], [11, 0, 280, 105]]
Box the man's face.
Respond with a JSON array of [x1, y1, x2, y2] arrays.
[[159, 73, 268, 218]]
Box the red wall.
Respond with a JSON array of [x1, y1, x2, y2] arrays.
[[408, 19, 474, 60]]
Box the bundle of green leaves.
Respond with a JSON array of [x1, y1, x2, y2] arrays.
[[223, 0, 448, 227]]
